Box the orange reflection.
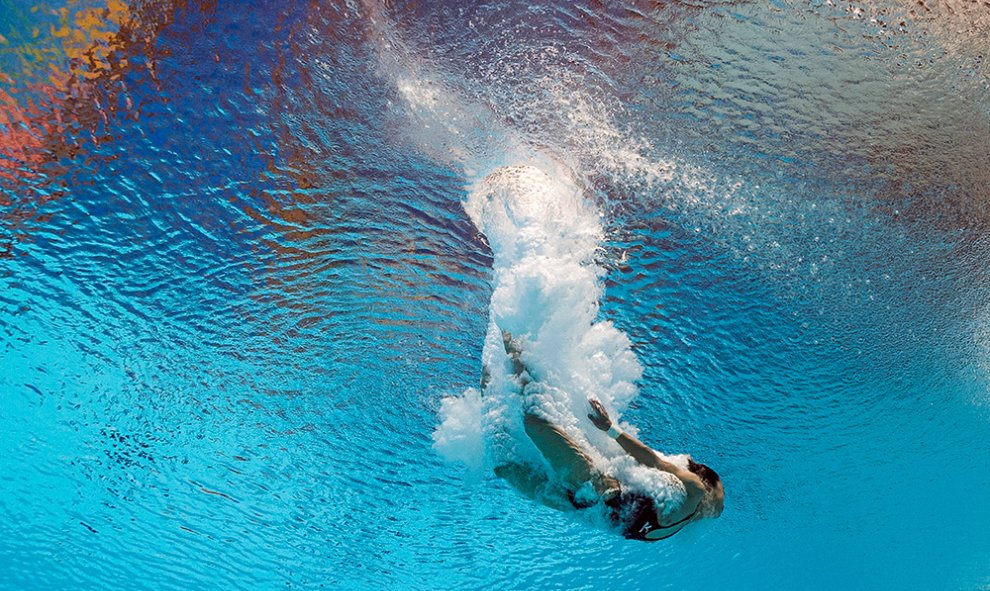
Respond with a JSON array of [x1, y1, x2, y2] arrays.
[[0, 0, 185, 256]]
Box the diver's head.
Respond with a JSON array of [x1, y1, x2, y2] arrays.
[[688, 458, 724, 518]]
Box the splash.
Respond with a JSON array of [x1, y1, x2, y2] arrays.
[[433, 163, 689, 519], [362, 0, 702, 518]]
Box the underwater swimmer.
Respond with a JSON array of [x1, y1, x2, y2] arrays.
[[492, 332, 724, 541]]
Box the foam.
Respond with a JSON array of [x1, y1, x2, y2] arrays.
[[431, 388, 484, 471]]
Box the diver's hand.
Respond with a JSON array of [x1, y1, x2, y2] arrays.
[[587, 398, 612, 431]]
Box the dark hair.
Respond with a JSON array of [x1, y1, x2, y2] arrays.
[[687, 459, 721, 490]]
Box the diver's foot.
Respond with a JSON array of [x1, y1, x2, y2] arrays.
[[501, 330, 527, 378], [501, 330, 522, 356]]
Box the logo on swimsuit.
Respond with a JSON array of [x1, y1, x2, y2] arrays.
[[639, 522, 654, 534]]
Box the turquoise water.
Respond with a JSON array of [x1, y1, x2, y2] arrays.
[[2, 1, 990, 589]]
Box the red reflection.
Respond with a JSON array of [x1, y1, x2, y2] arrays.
[[0, 0, 186, 257]]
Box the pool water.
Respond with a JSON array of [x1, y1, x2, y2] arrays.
[[2, 1, 989, 589]]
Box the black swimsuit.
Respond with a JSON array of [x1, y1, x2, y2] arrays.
[[610, 493, 699, 542], [568, 486, 698, 542], [627, 504, 699, 541]]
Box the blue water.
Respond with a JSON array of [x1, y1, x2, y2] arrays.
[[2, 1, 990, 589]]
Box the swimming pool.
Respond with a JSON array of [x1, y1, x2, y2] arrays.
[[2, 1, 989, 589]]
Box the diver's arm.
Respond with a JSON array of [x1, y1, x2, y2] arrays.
[[587, 399, 663, 469], [615, 433, 706, 496], [587, 399, 707, 495], [612, 431, 673, 471]]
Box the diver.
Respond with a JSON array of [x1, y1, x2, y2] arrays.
[[490, 331, 724, 541]]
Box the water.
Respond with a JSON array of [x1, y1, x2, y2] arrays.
[[2, 1, 989, 589]]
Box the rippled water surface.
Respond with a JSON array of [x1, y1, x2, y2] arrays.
[[2, 1, 990, 589]]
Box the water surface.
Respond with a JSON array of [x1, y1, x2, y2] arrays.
[[2, 1, 989, 589]]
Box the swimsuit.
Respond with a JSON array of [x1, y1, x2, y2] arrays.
[[616, 494, 700, 542]]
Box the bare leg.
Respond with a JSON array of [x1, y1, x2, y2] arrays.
[[522, 413, 596, 490], [501, 330, 593, 483], [501, 331, 619, 493], [494, 462, 570, 512]]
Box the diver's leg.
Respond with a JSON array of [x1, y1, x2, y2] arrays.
[[495, 462, 572, 512], [523, 414, 621, 497], [523, 413, 596, 490], [494, 462, 544, 497], [503, 332, 619, 497]]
